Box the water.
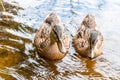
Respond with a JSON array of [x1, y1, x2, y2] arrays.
[[0, 0, 120, 80]]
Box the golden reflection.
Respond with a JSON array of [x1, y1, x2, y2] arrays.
[[0, 19, 34, 79], [0, 20, 33, 69], [0, 73, 16, 80], [0, 46, 23, 69], [47, 60, 60, 75], [80, 58, 103, 77]]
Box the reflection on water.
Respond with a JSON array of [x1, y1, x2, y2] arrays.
[[0, 0, 120, 80]]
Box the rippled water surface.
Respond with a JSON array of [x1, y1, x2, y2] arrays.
[[0, 0, 120, 80]]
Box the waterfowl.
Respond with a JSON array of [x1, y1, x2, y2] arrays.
[[73, 14, 103, 59], [34, 13, 69, 60]]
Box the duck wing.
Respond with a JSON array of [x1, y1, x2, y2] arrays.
[[34, 22, 51, 49]]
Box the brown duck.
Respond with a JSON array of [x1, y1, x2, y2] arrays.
[[34, 13, 69, 60], [73, 14, 103, 59]]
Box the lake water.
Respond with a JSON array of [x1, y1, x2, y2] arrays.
[[0, 0, 120, 80]]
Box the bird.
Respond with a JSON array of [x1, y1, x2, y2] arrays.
[[72, 14, 103, 59], [34, 13, 69, 60]]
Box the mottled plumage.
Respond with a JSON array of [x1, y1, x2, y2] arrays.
[[34, 13, 69, 60], [73, 14, 103, 59]]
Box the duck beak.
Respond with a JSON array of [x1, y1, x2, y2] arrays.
[[88, 48, 94, 59], [57, 39, 66, 53], [52, 25, 66, 53], [89, 30, 99, 59]]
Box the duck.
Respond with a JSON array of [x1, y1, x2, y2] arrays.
[[72, 14, 103, 59], [34, 13, 70, 60]]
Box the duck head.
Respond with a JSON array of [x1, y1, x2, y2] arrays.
[[45, 13, 66, 53], [45, 13, 60, 25], [82, 14, 96, 29], [88, 30, 102, 59]]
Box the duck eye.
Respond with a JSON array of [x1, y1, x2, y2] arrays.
[[92, 40, 94, 44], [90, 39, 95, 46]]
